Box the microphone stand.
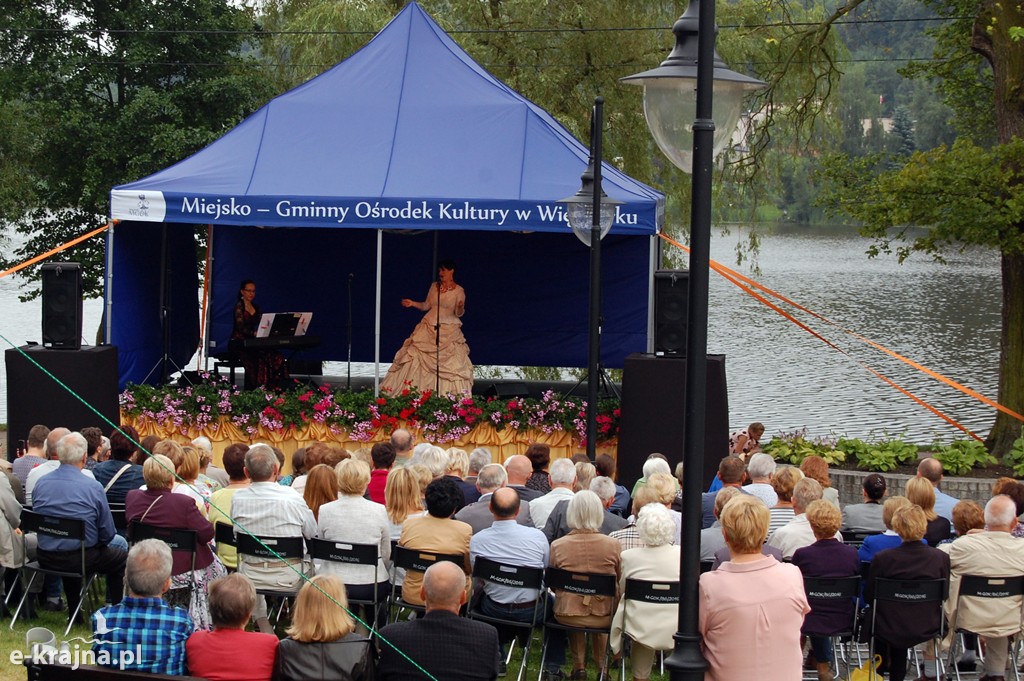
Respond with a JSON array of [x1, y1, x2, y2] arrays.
[[434, 272, 441, 395], [347, 272, 354, 391]]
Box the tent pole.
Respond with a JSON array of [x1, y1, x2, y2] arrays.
[[104, 220, 115, 345], [374, 229, 383, 396], [647, 234, 658, 353], [433, 233, 440, 395], [200, 225, 214, 371]]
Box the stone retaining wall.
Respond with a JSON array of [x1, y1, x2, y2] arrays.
[[829, 468, 995, 508]]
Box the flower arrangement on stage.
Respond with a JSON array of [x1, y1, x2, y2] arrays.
[[120, 374, 621, 444]]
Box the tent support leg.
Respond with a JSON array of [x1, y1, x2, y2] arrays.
[[374, 229, 383, 396]]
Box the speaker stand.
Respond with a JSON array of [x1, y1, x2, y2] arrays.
[[565, 364, 620, 400]]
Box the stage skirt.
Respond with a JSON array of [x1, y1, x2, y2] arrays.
[[381, 320, 473, 395]]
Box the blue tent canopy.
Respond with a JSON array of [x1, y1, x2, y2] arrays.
[[107, 3, 664, 388]]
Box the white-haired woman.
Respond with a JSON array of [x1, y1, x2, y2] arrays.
[[550, 490, 622, 679], [610, 504, 680, 681]]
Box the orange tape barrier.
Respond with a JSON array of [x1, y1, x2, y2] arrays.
[[657, 231, 1011, 440], [0, 223, 110, 279]]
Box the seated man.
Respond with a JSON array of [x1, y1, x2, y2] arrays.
[[542, 476, 628, 542], [455, 463, 532, 534], [767, 478, 841, 560], [33, 431, 127, 613], [187, 573, 279, 681], [378, 561, 501, 681], [92, 539, 192, 675]]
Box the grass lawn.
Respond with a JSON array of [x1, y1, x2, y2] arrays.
[[1, 608, 93, 681]]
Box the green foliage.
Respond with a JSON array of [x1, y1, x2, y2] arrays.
[[763, 428, 845, 466], [1002, 431, 1024, 476], [838, 437, 919, 472], [932, 439, 997, 476]]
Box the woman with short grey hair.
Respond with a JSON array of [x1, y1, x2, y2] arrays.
[[610, 504, 680, 680], [550, 490, 622, 678]]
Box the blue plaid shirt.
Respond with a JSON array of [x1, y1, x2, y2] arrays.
[[92, 597, 193, 675]]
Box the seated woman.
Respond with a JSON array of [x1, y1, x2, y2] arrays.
[[610, 504, 680, 681], [92, 425, 145, 507], [303, 464, 339, 522], [550, 490, 622, 679], [906, 477, 952, 546], [792, 500, 861, 681], [768, 466, 803, 536], [524, 443, 552, 495], [125, 454, 225, 630], [865, 504, 950, 681], [858, 496, 913, 565], [800, 455, 839, 509], [841, 473, 887, 534], [318, 459, 391, 630], [276, 574, 375, 681], [699, 494, 810, 681], [186, 573, 279, 681], [232, 279, 288, 390]]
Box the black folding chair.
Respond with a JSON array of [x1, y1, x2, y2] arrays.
[[802, 575, 863, 681], [947, 574, 1024, 681], [620, 577, 680, 680], [128, 520, 199, 595], [10, 510, 100, 636], [214, 522, 236, 547], [869, 577, 948, 681], [467, 557, 545, 681], [235, 532, 307, 622], [389, 544, 463, 622], [108, 503, 128, 535], [309, 538, 387, 634], [542, 567, 618, 681]]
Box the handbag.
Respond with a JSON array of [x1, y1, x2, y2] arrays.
[[854, 605, 873, 643], [849, 655, 883, 681]]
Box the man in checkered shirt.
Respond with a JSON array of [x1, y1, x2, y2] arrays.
[[609, 486, 661, 551], [92, 539, 193, 675]]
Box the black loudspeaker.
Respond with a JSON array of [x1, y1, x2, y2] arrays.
[[654, 269, 689, 355], [6, 346, 119, 461], [41, 262, 83, 349], [484, 382, 531, 399], [616, 353, 729, 490]]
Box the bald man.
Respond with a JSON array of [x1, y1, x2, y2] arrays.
[[378, 561, 500, 681], [917, 457, 958, 522], [504, 454, 542, 502]]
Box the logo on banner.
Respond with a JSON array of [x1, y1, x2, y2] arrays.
[[111, 189, 166, 222]]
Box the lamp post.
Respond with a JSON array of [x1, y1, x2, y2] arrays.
[[558, 97, 621, 461], [621, 2, 765, 679]]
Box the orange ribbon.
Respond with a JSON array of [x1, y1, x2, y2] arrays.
[[0, 223, 110, 279]]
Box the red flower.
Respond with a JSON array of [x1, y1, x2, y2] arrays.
[[274, 398, 285, 407], [401, 388, 410, 396], [400, 408, 415, 420], [377, 398, 387, 406], [298, 392, 311, 403]]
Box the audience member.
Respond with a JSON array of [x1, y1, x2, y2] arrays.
[[207, 443, 249, 571], [126, 454, 224, 629], [367, 442, 396, 504], [550, 490, 622, 678], [529, 458, 577, 530], [768, 466, 803, 535], [384, 467, 425, 540], [186, 573, 279, 681], [390, 428, 415, 468], [917, 457, 959, 521], [610, 504, 680, 681], [645, 472, 682, 542], [418, 446, 451, 480], [232, 443, 316, 629], [594, 453, 630, 517], [278, 447, 305, 487], [700, 456, 746, 528], [192, 436, 229, 488], [81, 427, 104, 470], [906, 476, 952, 545], [276, 574, 375, 681], [630, 454, 671, 498], [293, 442, 330, 494], [26, 427, 89, 505], [525, 443, 553, 495], [92, 425, 146, 506], [448, 448, 480, 505], [942, 495, 1024, 681], [768, 478, 840, 559], [859, 496, 913, 565], [303, 464, 340, 522], [466, 447, 492, 487], [92, 539, 192, 674], [505, 454, 543, 501], [841, 473, 887, 534], [318, 459, 391, 631], [470, 487, 565, 679], [573, 462, 597, 493], [378, 561, 500, 681], [792, 500, 860, 681], [865, 504, 949, 681], [13, 424, 49, 485], [543, 476, 627, 542], [699, 487, 742, 562], [455, 463, 532, 533], [609, 486, 660, 552], [741, 453, 777, 507], [398, 477, 471, 607], [700, 495, 809, 681], [33, 431, 126, 613], [800, 455, 839, 509], [0, 471, 26, 610]]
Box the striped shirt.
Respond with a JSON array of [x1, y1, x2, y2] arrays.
[[230, 481, 316, 565]]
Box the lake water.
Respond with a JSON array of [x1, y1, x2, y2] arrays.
[[0, 223, 1003, 443]]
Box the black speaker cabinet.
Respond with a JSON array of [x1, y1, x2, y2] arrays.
[[6, 346, 119, 460], [617, 353, 729, 490], [483, 382, 531, 399], [653, 269, 688, 355], [41, 262, 83, 349]]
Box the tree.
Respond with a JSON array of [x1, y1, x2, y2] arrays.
[[819, 0, 1024, 455], [889, 105, 916, 158], [0, 0, 276, 298]]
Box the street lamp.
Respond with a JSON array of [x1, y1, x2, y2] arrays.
[[558, 96, 622, 461], [621, 1, 765, 680]]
